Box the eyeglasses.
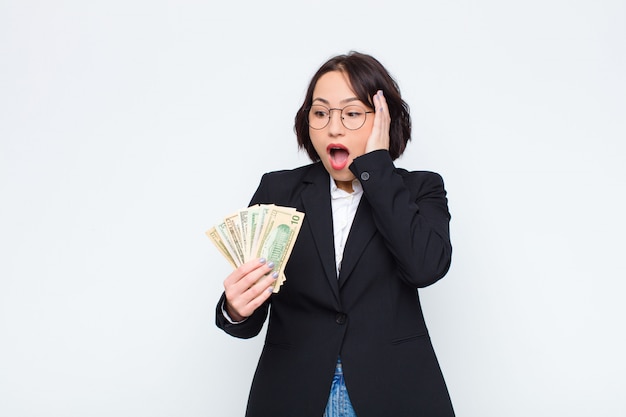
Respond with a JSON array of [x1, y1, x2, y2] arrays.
[[306, 104, 374, 130]]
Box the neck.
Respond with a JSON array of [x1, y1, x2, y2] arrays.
[[335, 179, 354, 193]]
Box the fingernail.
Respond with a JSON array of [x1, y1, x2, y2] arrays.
[[267, 286, 274, 293], [267, 261, 275, 269], [259, 258, 266, 264], [271, 271, 279, 279], [378, 90, 384, 96]]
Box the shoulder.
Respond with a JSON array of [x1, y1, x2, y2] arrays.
[[259, 162, 322, 188], [261, 162, 318, 180], [250, 162, 326, 205], [395, 167, 446, 191]]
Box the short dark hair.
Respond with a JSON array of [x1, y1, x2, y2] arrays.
[[295, 51, 411, 161]]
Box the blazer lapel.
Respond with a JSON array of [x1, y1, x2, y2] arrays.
[[338, 196, 377, 288], [301, 164, 341, 305]]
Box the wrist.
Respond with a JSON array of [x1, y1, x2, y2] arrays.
[[225, 302, 246, 322]]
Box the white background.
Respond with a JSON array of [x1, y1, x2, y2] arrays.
[[1, 1, 625, 416]]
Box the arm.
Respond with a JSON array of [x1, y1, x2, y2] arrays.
[[350, 150, 452, 288], [215, 175, 276, 338], [215, 287, 270, 339]]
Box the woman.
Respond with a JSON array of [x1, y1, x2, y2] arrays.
[[215, 51, 455, 417]]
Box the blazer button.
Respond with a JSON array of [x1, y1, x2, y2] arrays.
[[335, 313, 347, 325], [360, 172, 370, 181]]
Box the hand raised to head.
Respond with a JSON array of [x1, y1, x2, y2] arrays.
[[365, 90, 391, 154]]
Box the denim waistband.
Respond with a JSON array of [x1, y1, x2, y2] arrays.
[[334, 357, 343, 375]]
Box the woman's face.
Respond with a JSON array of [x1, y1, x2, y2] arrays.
[[309, 70, 374, 193]]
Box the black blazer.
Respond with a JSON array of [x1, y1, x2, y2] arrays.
[[216, 150, 455, 417]]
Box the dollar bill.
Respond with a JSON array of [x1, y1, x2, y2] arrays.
[[223, 211, 246, 266], [215, 221, 243, 265], [206, 204, 304, 293], [206, 226, 238, 268], [252, 206, 304, 292]]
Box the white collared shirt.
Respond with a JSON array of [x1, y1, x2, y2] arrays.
[[330, 177, 363, 277]]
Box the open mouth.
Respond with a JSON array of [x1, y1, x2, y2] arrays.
[[328, 144, 349, 170]]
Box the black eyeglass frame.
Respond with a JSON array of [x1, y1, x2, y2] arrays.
[[305, 105, 375, 130]]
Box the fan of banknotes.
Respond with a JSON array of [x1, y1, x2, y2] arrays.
[[206, 204, 305, 293]]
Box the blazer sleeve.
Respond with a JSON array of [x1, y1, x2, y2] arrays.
[[350, 150, 452, 287], [214, 174, 274, 339], [215, 292, 269, 339]]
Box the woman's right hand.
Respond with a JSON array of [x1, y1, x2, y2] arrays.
[[223, 258, 278, 322]]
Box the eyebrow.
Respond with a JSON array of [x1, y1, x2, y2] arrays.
[[312, 97, 361, 105]]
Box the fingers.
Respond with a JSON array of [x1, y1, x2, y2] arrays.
[[224, 258, 278, 319], [375, 90, 388, 113], [366, 90, 391, 153], [224, 257, 271, 287], [374, 90, 391, 133]]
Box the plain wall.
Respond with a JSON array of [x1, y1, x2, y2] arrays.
[[1, 1, 625, 416]]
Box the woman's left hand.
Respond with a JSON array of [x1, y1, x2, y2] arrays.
[[365, 90, 391, 154]]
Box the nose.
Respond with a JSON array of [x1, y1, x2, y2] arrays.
[[327, 108, 345, 135]]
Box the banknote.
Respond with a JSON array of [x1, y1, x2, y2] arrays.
[[206, 226, 238, 269], [206, 204, 305, 293]]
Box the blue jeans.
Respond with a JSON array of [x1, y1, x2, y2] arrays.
[[323, 358, 357, 417]]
